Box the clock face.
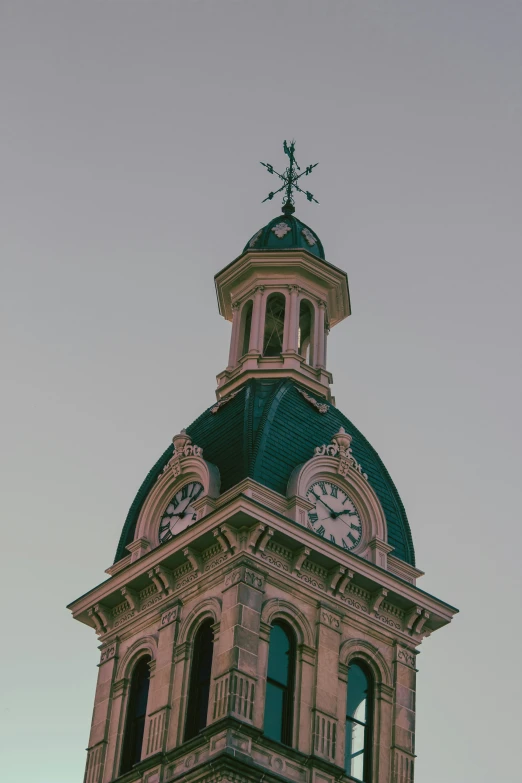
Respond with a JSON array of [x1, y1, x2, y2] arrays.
[[158, 481, 204, 543], [306, 480, 362, 551]]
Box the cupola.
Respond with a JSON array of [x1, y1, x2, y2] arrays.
[[215, 144, 350, 403]]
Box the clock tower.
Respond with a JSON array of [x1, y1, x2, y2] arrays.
[[69, 143, 457, 783]]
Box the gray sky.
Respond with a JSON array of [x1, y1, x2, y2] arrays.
[[2, 2, 521, 781]]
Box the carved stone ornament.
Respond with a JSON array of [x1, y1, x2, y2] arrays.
[[297, 387, 329, 414], [157, 430, 204, 482], [314, 427, 368, 480], [210, 387, 243, 414], [249, 229, 262, 247], [172, 430, 203, 458], [302, 227, 317, 246], [271, 221, 291, 239]]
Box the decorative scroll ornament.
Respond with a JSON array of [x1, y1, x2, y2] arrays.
[[158, 430, 203, 481], [172, 430, 202, 458], [210, 387, 243, 414], [271, 221, 291, 239], [297, 387, 329, 414], [302, 227, 317, 246], [314, 427, 368, 480], [249, 229, 262, 248]]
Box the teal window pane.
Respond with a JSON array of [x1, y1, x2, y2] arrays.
[[346, 664, 368, 721], [264, 682, 285, 742], [267, 623, 291, 686], [264, 621, 295, 746]]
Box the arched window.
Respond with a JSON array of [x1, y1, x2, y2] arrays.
[[264, 621, 295, 745], [345, 661, 373, 781], [298, 299, 314, 365], [263, 293, 286, 356], [240, 300, 253, 357], [184, 619, 214, 740], [120, 655, 151, 774]]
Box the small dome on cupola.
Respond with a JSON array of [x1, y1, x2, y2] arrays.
[[244, 209, 325, 260]]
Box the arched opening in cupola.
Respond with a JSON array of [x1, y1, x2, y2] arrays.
[[263, 293, 286, 356], [240, 300, 253, 357], [298, 299, 315, 365]]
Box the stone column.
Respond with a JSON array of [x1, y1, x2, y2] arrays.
[[391, 645, 417, 783], [211, 564, 265, 728], [311, 605, 342, 765], [143, 604, 181, 758], [248, 286, 265, 354], [285, 285, 300, 353], [315, 301, 327, 369], [227, 301, 241, 368], [84, 643, 118, 783]]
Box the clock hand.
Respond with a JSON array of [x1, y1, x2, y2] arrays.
[[311, 491, 337, 517]]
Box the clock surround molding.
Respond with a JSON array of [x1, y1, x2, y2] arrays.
[[133, 431, 221, 556], [287, 435, 388, 563]]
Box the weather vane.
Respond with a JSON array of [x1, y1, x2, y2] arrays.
[[260, 140, 318, 215]]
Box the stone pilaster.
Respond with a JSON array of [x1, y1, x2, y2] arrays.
[[311, 605, 342, 765], [143, 603, 181, 758], [212, 564, 265, 727], [84, 642, 118, 783], [391, 645, 417, 783]]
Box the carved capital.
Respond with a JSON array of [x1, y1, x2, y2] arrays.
[[318, 606, 342, 630], [160, 604, 181, 629], [99, 642, 117, 665], [396, 646, 417, 669], [223, 564, 265, 591]]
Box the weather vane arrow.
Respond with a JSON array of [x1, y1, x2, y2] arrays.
[[260, 140, 319, 215]]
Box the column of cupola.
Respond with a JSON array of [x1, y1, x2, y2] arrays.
[[248, 285, 265, 354], [227, 302, 241, 368]]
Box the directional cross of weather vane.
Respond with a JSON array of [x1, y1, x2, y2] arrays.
[[260, 140, 318, 215]]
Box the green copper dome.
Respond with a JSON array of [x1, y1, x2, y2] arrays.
[[244, 213, 325, 260], [115, 379, 415, 566]]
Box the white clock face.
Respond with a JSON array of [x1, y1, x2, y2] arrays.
[[158, 481, 204, 543], [306, 480, 362, 551]]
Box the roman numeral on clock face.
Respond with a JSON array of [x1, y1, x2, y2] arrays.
[[316, 525, 326, 537], [308, 512, 318, 524]]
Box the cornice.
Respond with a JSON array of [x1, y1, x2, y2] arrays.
[[68, 493, 457, 644]]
